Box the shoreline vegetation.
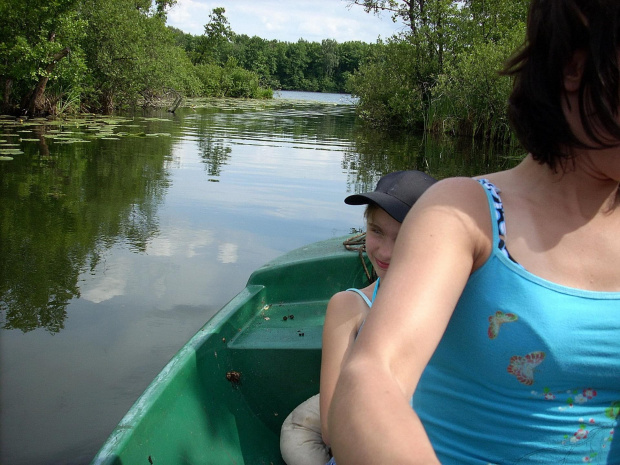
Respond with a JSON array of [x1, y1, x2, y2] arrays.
[[0, 0, 528, 143]]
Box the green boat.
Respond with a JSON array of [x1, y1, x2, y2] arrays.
[[91, 234, 371, 465]]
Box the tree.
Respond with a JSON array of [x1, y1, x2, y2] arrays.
[[195, 7, 234, 65], [348, 0, 459, 72], [81, 0, 198, 112], [347, 0, 429, 35], [347, 0, 528, 136], [461, 0, 529, 44], [228, 35, 280, 88], [0, 0, 193, 115], [0, 0, 86, 115], [321, 39, 340, 80]]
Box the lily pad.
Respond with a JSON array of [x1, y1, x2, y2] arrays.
[[55, 138, 90, 144], [0, 156, 13, 161], [140, 117, 171, 121], [0, 148, 24, 155]]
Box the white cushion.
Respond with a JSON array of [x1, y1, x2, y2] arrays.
[[280, 394, 331, 465]]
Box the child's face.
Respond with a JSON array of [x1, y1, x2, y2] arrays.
[[365, 207, 402, 280]]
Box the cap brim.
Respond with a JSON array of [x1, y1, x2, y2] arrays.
[[344, 192, 410, 223]]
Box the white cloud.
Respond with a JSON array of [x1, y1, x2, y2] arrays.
[[167, 0, 212, 35], [80, 258, 130, 304], [217, 242, 238, 263], [147, 227, 214, 258]]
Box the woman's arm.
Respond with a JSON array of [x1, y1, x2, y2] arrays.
[[328, 178, 492, 464], [320, 290, 368, 445]]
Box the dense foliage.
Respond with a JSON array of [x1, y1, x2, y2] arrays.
[[0, 0, 528, 140], [0, 1, 261, 115], [347, 0, 529, 140]]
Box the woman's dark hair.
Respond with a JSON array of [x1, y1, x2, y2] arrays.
[[501, 0, 620, 170]]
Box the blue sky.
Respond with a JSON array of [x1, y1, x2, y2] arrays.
[[166, 0, 405, 43]]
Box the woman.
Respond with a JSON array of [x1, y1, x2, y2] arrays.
[[328, 1, 620, 463]]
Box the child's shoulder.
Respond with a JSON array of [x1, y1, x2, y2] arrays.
[[329, 288, 366, 304], [327, 285, 374, 315]]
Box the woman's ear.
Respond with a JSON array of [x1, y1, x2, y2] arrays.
[[564, 49, 587, 93]]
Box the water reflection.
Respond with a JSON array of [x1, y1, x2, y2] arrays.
[[343, 126, 519, 193], [0, 103, 521, 335], [0, 116, 174, 333]]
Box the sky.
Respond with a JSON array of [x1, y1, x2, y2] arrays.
[[166, 0, 406, 43]]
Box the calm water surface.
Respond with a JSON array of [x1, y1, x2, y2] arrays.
[[0, 91, 521, 464]]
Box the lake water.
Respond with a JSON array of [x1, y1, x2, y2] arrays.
[[0, 91, 521, 464]]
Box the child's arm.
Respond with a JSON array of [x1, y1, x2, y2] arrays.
[[319, 290, 369, 445]]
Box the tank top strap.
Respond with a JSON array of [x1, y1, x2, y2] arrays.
[[370, 277, 380, 304], [477, 178, 520, 265], [477, 178, 502, 246], [346, 288, 373, 307], [346, 278, 380, 309]]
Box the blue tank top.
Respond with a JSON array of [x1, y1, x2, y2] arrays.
[[412, 180, 620, 464], [347, 278, 379, 337]]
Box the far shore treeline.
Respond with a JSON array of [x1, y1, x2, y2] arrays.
[[0, 0, 528, 140]]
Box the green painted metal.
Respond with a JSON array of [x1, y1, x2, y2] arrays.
[[91, 235, 371, 465]]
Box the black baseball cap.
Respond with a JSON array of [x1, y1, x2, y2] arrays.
[[344, 170, 437, 223]]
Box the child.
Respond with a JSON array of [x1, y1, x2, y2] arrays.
[[280, 170, 437, 465]]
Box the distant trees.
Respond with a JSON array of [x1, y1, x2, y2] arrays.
[[175, 28, 375, 94]]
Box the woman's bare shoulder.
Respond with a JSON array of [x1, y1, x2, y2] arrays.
[[422, 176, 487, 201], [406, 177, 491, 230], [401, 176, 494, 269]]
